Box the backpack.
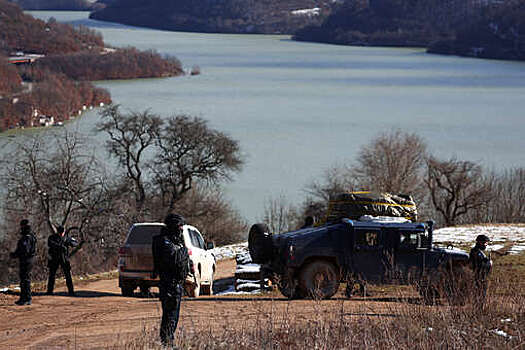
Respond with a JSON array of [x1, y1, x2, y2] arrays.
[[23, 233, 37, 259]]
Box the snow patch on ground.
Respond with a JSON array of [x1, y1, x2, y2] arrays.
[[216, 285, 261, 295], [235, 282, 261, 290], [492, 329, 512, 339], [210, 242, 248, 261], [434, 225, 525, 254], [488, 244, 505, 252], [508, 243, 525, 255], [434, 225, 525, 244]]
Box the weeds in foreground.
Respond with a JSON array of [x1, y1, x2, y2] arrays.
[[114, 290, 524, 349], [113, 253, 525, 349]]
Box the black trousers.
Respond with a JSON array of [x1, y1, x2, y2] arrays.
[[474, 279, 488, 305], [159, 284, 182, 346], [19, 259, 33, 301], [47, 258, 74, 294]]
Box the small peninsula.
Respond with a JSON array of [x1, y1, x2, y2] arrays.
[[293, 0, 525, 61], [0, 0, 184, 132], [89, 0, 336, 34]]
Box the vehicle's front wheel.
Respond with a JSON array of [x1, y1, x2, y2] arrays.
[[298, 261, 339, 299], [443, 266, 470, 306], [248, 223, 273, 264]]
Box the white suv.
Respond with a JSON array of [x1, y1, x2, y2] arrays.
[[118, 223, 216, 297]]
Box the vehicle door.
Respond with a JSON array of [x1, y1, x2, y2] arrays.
[[394, 230, 425, 284], [350, 228, 384, 283], [186, 227, 213, 283], [194, 229, 215, 282]]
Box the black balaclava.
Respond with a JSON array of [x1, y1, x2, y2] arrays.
[[164, 213, 185, 238], [475, 235, 490, 250], [20, 219, 31, 235]]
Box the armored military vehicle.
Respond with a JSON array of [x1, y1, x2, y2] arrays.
[[249, 218, 470, 304]]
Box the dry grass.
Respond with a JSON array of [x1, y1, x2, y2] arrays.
[[114, 294, 524, 349], [114, 254, 525, 349]]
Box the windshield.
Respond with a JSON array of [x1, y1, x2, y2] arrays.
[[126, 225, 163, 244], [399, 230, 429, 249]]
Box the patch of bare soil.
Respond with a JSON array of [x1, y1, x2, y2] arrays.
[[0, 259, 422, 349]]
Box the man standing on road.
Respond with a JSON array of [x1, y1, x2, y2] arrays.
[[46, 225, 79, 296], [10, 219, 37, 306], [469, 234, 492, 305], [152, 213, 190, 347]]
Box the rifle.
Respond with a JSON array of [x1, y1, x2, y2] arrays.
[[65, 226, 85, 258]]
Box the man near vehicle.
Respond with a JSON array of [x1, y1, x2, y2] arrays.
[[9, 219, 37, 305], [46, 225, 79, 296], [469, 234, 492, 305], [152, 213, 189, 347], [301, 216, 314, 229]]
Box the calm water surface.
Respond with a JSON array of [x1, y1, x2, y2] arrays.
[[17, 12, 525, 222]]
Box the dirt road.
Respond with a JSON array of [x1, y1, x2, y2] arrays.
[[0, 259, 418, 349]]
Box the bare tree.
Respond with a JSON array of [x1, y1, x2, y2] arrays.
[[477, 168, 525, 223], [0, 130, 121, 282], [161, 185, 247, 245], [95, 108, 245, 243], [96, 105, 162, 214], [151, 115, 243, 214], [425, 157, 492, 226], [262, 194, 299, 234], [302, 164, 356, 220], [353, 130, 427, 201]]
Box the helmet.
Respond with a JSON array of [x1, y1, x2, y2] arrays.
[[164, 213, 185, 237], [20, 219, 29, 227], [57, 226, 65, 234], [164, 213, 185, 227], [476, 234, 490, 243]]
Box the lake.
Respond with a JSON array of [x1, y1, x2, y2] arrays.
[[13, 11, 525, 223]]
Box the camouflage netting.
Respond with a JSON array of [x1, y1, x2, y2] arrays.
[[326, 192, 418, 223]]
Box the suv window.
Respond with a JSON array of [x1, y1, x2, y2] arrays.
[[400, 232, 419, 247], [127, 225, 162, 244], [355, 230, 380, 247], [189, 229, 205, 249]]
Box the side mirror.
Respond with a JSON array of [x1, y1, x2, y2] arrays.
[[206, 242, 215, 250]]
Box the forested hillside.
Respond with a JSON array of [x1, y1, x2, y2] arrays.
[[90, 0, 336, 34], [7, 0, 99, 10], [294, 0, 525, 61], [0, 0, 103, 55], [428, 1, 525, 60], [0, 0, 183, 131]]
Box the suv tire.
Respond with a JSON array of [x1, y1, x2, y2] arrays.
[[299, 260, 339, 299], [201, 273, 214, 295], [443, 266, 470, 306], [248, 223, 273, 264]]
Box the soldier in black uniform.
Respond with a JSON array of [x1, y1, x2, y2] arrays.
[[46, 225, 79, 296], [152, 213, 189, 347], [469, 234, 492, 305], [301, 216, 314, 229], [9, 219, 37, 306]]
